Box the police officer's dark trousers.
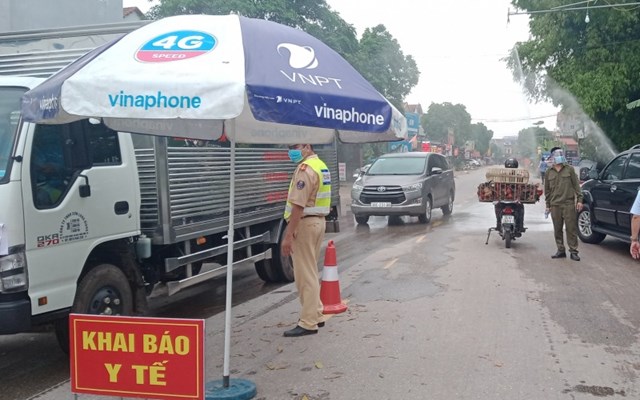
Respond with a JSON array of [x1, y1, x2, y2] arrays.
[[551, 202, 578, 253]]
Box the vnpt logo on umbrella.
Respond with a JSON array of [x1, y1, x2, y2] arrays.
[[277, 43, 318, 69], [136, 30, 217, 63]]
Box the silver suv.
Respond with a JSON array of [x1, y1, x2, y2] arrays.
[[351, 152, 455, 224]]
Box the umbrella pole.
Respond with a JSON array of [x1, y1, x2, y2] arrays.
[[205, 137, 256, 399], [223, 138, 236, 388]]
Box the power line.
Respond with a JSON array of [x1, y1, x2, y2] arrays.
[[473, 114, 557, 123], [508, 1, 640, 16]]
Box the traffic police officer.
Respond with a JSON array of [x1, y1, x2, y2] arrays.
[[281, 143, 331, 337]]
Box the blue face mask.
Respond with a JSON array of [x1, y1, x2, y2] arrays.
[[554, 155, 566, 164], [288, 149, 303, 163]]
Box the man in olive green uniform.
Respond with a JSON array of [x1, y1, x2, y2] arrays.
[[544, 147, 583, 261], [281, 143, 331, 337]]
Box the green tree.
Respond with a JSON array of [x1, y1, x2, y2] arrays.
[[147, 0, 360, 60], [516, 127, 539, 160], [490, 142, 504, 161], [470, 122, 493, 156], [353, 25, 420, 110], [517, 126, 554, 157], [508, 0, 640, 150], [422, 102, 472, 147]]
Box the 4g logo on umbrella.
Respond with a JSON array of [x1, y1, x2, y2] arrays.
[[136, 30, 217, 63]]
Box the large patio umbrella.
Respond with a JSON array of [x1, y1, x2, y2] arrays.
[[21, 14, 407, 399]]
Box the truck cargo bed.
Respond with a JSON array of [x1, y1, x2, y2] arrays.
[[134, 136, 339, 244]]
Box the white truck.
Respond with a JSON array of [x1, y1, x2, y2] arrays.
[[0, 23, 340, 350]]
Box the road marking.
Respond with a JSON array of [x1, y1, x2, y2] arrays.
[[383, 258, 398, 269], [416, 234, 427, 243], [431, 220, 443, 228]]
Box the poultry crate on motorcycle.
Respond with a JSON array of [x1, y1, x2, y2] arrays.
[[477, 168, 540, 204], [477, 168, 543, 248]]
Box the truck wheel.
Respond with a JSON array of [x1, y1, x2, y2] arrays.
[[441, 192, 454, 215], [255, 254, 281, 283], [418, 196, 432, 223], [255, 226, 294, 283], [355, 215, 369, 225], [577, 206, 606, 244], [55, 264, 133, 353]]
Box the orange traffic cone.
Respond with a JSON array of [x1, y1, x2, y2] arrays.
[[320, 240, 347, 314]]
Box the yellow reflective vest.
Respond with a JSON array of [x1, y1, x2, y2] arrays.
[[283, 157, 331, 220]]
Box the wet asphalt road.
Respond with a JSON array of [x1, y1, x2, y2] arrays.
[[3, 166, 640, 399]]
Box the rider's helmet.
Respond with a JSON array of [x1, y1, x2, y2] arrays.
[[504, 158, 519, 168]]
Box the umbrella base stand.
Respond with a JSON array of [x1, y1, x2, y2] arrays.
[[205, 378, 257, 400]]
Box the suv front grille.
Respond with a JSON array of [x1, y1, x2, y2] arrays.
[[360, 185, 406, 204]]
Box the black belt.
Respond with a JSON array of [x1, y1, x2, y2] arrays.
[[302, 215, 324, 218]]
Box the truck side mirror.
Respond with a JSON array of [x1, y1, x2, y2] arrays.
[[78, 174, 91, 198]]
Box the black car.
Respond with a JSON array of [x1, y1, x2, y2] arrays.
[[578, 145, 640, 244]]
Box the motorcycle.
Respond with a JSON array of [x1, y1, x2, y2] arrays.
[[485, 201, 526, 248]]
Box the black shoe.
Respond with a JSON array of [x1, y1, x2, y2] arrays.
[[570, 253, 580, 261], [318, 321, 325, 328], [283, 325, 317, 337], [551, 251, 567, 259]]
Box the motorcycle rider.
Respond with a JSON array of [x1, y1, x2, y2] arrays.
[[495, 157, 525, 236]]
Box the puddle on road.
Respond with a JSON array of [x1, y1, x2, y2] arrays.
[[563, 384, 624, 397]]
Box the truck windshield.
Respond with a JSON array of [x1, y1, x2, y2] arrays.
[[366, 157, 426, 175], [0, 87, 26, 181]]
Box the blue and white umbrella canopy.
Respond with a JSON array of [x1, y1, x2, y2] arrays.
[[21, 14, 407, 144]]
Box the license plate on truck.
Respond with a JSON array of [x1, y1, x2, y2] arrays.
[[501, 215, 515, 224], [371, 202, 391, 207]]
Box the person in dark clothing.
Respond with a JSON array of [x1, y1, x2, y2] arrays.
[[544, 147, 583, 261], [538, 155, 548, 184]]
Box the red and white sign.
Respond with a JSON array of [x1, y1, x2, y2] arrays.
[[69, 314, 205, 400]]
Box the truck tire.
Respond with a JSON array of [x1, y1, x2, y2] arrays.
[[55, 263, 134, 353], [254, 255, 281, 283], [577, 206, 606, 244], [355, 215, 369, 225], [255, 226, 295, 283]]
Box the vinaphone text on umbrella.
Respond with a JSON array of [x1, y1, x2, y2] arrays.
[[108, 90, 201, 110]]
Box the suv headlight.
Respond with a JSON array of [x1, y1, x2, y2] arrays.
[[0, 250, 28, 292], [353, 183, 364, 191], [402, 182, 423, 192]]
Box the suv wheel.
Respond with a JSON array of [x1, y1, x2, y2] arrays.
[[355, 215, 369, 225], [418, 196, 432, 223], [577, 205, 606, 244]]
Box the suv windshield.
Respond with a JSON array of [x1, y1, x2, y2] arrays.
[[367, 157, 426, 175], [0, 87, 26, 181]]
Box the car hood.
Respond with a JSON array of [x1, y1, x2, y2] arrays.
[[357, 174, 422, 186]]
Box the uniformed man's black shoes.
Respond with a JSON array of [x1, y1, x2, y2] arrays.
[[570, 252, 580, 261], [284, 326, 318, 337], [551, 251, 566, 259], [318, 321, 325, 328]]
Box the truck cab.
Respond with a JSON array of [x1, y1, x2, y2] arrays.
[[1, 76, 142, 335]]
